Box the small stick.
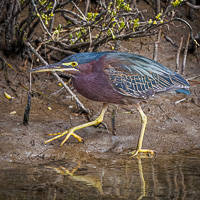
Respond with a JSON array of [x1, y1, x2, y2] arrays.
[[187, 75, 200, 80], [155, 0, 161, 14], [49, 0, 57, 33], [175, 98, 187, 105], [85, 0, 90, 16], [164, 35, 178, 48], [186, 1, 200, 9], [26, 42, 89, 114], [153, 28, 161, 61], [23, 61, 32, 125], [176, 36, 183, 73], [131, 0, 137, 9], [45, 44, 75, 55], [23, 91, 32, 125], [71, 1, 86, 20], [181, 33, 190, 75], [111, 108, 117, 135]]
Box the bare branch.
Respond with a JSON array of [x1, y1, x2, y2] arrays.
[[181, 33, 190, 74], [25, 42, 89, 114], [176, 36, 183, 73], [45, 44, 75, 55], [153, 28, 161, 61]]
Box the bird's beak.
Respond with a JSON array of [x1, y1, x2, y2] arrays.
[[31, 62, 79, 73]]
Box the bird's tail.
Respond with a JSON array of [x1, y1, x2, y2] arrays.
[[176, 79, 200, 95], [175, 88, 190, 95]]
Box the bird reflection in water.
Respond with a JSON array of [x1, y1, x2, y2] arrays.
[[47, 157, 147, 199]]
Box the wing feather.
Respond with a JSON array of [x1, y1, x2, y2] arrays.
[[103, 52, 190, 98]]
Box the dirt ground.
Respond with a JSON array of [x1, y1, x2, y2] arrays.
[[0, 4, 200, 165]]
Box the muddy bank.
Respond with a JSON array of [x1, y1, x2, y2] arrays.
[[0, 85, 200, 164]]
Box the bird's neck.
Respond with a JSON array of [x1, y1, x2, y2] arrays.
[[79, 62, 95, 74]]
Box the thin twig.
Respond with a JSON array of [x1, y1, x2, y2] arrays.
[[23, 58, 33, 125], [153, 28, 161, 61], [170, 18, 198, 44], [181, 33, 190, 74], [45, 44, 75, 55], [71, 1, 87, 20], [25, 42, 89, 114], [175, 98, 187, 105], [176, 36, 183, 73], [49, 0, 57, 33], [85, 0, 90, 16], [164, 35, 178, 48], [111, 107, 118, 136], [71, 1, 92, 51], [132, 0, 137, 9], [186, 1, 200, 9], [187, 75, 200, 80], [31, 0, 53, 39], [155, 0, 161, 14]]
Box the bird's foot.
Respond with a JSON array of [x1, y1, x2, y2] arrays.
[[45, 128, 83, 146], [129, 149, 154, 158], [44, 104, 108, 146]]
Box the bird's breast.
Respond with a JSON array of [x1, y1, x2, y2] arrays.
[[72, 72, 135, 104]]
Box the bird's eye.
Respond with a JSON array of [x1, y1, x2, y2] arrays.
[[71, 62, 78, 67]]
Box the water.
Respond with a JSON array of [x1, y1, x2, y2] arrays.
[[0, 151, 200, 200]]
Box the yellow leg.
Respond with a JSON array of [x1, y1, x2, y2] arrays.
[[45, 103, 108, 146], [130, 104, 154, 157]]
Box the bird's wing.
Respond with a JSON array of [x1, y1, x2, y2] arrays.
[[103, 53, 190, 99]]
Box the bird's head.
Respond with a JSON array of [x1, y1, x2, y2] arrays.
[[31, 60, 79, 74], [31, 52, 110, 74]]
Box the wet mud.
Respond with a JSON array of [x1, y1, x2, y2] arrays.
[[0, 87, 200, 164]]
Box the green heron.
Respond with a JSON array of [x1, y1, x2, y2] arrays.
[[31, 52, 190, 156]]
